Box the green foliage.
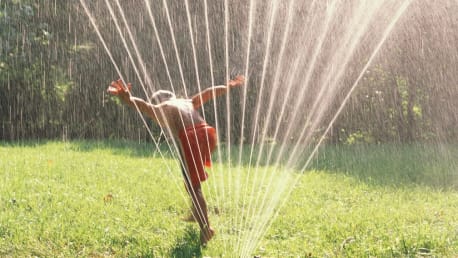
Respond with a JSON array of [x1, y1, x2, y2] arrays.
[[0, 0, 457, 144], [344, 131, 375, 145], [335, 65, 445, 144], [1, 0, 68, 139]]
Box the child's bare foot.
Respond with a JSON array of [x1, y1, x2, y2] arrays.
[[200, 227, 215, 246]]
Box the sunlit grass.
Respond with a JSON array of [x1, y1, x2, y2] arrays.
[[261, 172, 458, 257], [0, 141, 457, 257]]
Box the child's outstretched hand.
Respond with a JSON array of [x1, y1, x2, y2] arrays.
[[228, 75, 245, 88], [107, 79, 132, 98]]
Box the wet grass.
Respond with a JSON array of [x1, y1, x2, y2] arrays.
[[0, 140, 457, 257], [309, 143, 458, 189]]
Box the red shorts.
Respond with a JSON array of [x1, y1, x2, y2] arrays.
[[178, 123, 217, 187]]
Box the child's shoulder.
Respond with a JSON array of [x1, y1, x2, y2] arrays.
[[164, 98, 193, 108]]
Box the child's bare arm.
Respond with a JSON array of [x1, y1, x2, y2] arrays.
[[191, 86, 227, 109], [192, 75, 245, 109], [107, 79, 158, 121]]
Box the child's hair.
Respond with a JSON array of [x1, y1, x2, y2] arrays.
[[150, 90, 176, 104]]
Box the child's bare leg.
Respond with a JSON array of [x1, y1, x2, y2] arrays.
[[182, 181, 197, 222], [188, 184, 215, 245]]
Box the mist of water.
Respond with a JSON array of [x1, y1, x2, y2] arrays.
[[75, 0, 457, 256]]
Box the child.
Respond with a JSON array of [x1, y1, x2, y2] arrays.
[[107, 75, 245, 244]]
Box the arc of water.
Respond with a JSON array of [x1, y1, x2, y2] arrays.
[[263, 0, 331, 171], [109, 1, 206, 217], [182, 0, 209, 181], [246, 0, 280, 168], [143, 0, 200, 175], [105, 0, 185, 173], [143, 0, 175, 90], [242, 1, 384, 253], [83, 0, 412, 255], [113, 0, 154, 92], [158, 0, 242, 237], [79, 0, 191, 207], [239, 0, 311, 244], [222, 0, 232, 252], [103, 0, 147, 95], [107, 1, 189, 181], [239, 0, 368, 254], [264, 1, 329, 170], [85, 0, 212, 232], [243, 1, 413, 255], [182, 1, 229, 246], [224, 0, 231, 170], [104, 0, 191, 192], [162, 0, 188, 96], [158, 0, 225, 232], [238, 0, 311, 253], [184, 0, 203, 103], [239, 0, 331, 255], [202, 0, 227, 239], [285, 1, 384, 169], [244, 2, 325, 251], [300, 0, 414, 178], [238, 0, 281, 252], [251, 0, 298, 170], [203, 0, 224, 193], [234, 0, 257, 253], [143, 0, 198, 186], [145, 0, 228, 238], [244, 3, 375, 250]]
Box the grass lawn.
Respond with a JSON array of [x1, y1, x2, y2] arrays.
[[0, 141, 457, 257]]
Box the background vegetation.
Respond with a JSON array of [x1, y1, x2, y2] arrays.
[[1, 0, 457, 144]]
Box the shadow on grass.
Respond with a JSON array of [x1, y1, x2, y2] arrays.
[[71, 139, 175, 158], [0, 139, 51, 148], [2, 139, 456, 189], [228, 142, 458, 190], [0, 139, 176, 159], [169, 226, 202, 258], [305, 144, 458, 190]]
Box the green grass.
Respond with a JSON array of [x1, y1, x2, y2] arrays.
[[0, 141, 457, 257]]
